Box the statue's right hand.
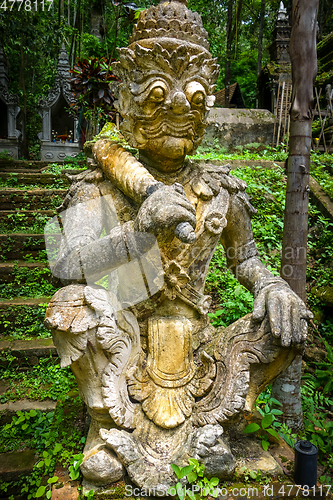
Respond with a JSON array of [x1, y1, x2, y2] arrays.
[[134, 183, 196, 240]]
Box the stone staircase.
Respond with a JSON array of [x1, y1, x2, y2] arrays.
[[0, 160, 83, 497]]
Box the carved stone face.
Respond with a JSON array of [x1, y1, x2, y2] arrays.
[[112, 41, 219, 172]]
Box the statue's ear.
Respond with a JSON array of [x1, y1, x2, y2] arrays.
[[207, 95, 215, 108]]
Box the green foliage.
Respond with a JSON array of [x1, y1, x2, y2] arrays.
[[69, 57, 119, 123], [0, 264, 60, 299], [0, 395, 85, 499], [43, 162, 86, 176], [0, 211, 55, 234], [320, 319, 333, 341], [244, 412, 280, 451], [189, 144, 288, 162], [169, 458, 219, 500], [0, 357, 77, 403], [68, 453, 84, 480], [0, 304, 50, 340], [300, 379, 333, 483], [310, 158, 333, 201], [0, 409, 54, 453], [235, 466, 268, 483], [244, 388, 302, 450]]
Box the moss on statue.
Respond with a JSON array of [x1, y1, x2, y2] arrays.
[[84, 123, 138, 158]]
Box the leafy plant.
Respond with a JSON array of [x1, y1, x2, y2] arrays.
[[236, 466, 267, 483], [168, 458, 219, 500], [69, 57, 120, 137], [0, 264, 60, 300], [312, 340, 333, 395], [244, 390, 283, 451], [0, 357, 77, 403], [244, 413, 280, 451], [300, 379, 333, 458], [68, 453, 84, 480]]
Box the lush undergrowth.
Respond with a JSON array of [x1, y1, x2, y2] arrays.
[[0, 265, 59, 300], [0, 304, 51, 340], [202, 149, 333, 485], [0, 357, 76, 404], [1, 147, 333, 496], [0, 394, 85, 499]]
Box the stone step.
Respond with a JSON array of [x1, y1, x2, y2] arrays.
[[0, 159, 85, 170], [309, 176, 333, 222], [0, 449, 38, 484], [0, 296, 50, 307], [0, 233, 47, 260], [0, 171, 70, 186], [227, 159, 285, 169], [0, 399, 57, 426], [0, 297, 50, 336], [0, 189, 66, 210], [0, 211, 56, 234], [0, 233, 61, 260], [0, 261, 49, 283], [0, 338, 56, 369]]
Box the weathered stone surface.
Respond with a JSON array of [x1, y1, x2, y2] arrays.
[[51, 483, 79, 500], [0, 449, 37, 482], [234, 437, 283, 477], [80, 448, 124, 485], [0, 399, 57, 425], [203, 108, 276, 150], [304, 345, 328, 364], [309, 176, 333, 223]]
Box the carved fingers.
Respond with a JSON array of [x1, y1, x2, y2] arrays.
[[253, 284, 313, 347], [134, 183, 196, 238]]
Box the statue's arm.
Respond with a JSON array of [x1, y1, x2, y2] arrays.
[[220, 191, 312, 346], [53, 180, 131, 284], [220, 191, 271, 292]]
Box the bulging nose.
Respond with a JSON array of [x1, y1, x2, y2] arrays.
[[170, 91, 190, 114]]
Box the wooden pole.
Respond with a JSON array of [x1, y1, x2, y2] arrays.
[[315, 87, 327, 153], [271, 0, 319, 431], [276, 81, 285, 147]]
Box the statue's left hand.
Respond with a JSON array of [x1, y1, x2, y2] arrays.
[[252, 278, 313, 347]]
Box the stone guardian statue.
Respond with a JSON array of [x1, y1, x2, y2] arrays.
[[44, 0, 312, 491]]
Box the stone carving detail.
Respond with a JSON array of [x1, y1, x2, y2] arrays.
[[44, 0, 312, 492], [0, 84, 19, 105], [38, 43, 75, 108], [128, 316, 215, 428]]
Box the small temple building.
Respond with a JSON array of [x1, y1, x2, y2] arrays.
[[257, 1, 291, 114], [0, 42, 22, 159], [38, 44, 81, 161]]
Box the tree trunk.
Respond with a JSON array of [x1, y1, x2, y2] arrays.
[[256, 0, 265, 108], [271, 0, 319, 432], [225, 0, 233, 105], [19, 34, 28, 159]]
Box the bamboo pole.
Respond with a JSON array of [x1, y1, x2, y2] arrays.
[[276, 81, 285, 147], [315, 87, 327, 152]]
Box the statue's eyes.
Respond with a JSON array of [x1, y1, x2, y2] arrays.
[[185, 81, 206, 108], [149, 86, 165, 103], [191, 91, 205, 106]]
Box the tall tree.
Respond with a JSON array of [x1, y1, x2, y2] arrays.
[[225, 0, 243, 104], [256, 0, 265, 108], [271, 0, 319, 431]]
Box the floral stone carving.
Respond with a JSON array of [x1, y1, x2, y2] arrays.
[[44, 0, 312, 492]]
